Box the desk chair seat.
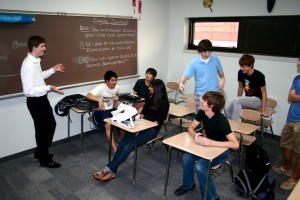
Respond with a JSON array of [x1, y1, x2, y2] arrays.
[[240, 109, 262, 144]]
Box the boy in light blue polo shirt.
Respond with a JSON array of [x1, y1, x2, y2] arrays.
[[179, 39, 225, 111]]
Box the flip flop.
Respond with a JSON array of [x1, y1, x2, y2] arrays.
[[100, 172, 115, 182], [93, 170, 107, 181]]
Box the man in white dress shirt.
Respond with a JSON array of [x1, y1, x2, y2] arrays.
[[21, 35, 65, 168]]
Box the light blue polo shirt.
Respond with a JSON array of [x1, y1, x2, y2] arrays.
[[183, 54, 223, 96]]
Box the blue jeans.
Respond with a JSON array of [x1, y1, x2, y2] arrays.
[[182, 150, 230, 200], [106, 127, 158, 175]]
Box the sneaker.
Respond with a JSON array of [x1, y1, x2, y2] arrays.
[[272, 165, 292, 177], [280, 179, 298, 190]]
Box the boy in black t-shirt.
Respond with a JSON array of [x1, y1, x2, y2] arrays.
[[224, 54, 268, 120], [174, 91, 239, 200]]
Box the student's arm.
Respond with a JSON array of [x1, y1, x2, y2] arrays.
[[217, 70, 225, 90], [288, 89, 300, 102], [86, 92, 105, 110], [179, 75, 187, 93], [260, 85, 267, 115], [237, 81, 244, 96], [187, 119, 202, 139], [194, 132, 239, 150]]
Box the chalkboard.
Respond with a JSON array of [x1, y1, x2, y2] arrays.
[[0, 14, 138, 97]]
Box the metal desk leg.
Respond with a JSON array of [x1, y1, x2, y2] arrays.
[[80, 113, 84, 155], [163, 146, 172, 198], [260, 116, 264, 146], [239, 133, 244, 169], [67, 109, 71, 142], [108, 125, 113, 162], [133, 132, 139, 183], [204, 160, 212, 200]]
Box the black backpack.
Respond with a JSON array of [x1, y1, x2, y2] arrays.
[[55, 94, 98, 117], [245, 142, 270, 175], [55, 94, 85, 116], [235, 169, 275, 200]]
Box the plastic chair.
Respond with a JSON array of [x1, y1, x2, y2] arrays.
[[256, 98, 277, 138], [171, 98, 196, 132], [239, 109, 261, 143], [166, 82, 180, 104]]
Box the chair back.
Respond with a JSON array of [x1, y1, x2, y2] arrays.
[[266, 98, 277, 109], [240, 109, 261, 123], [185, 97, 196, 110], [166, 82, 179, 90]]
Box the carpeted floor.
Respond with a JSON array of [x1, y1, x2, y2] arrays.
[[0, 123, 294, 200]]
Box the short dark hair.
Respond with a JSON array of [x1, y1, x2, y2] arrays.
[[146, 68, 157, 78], [104, 70, 118, 82], [239, 54, 255, 68], [28, 36, 45, 52], [197, 39, 212, 53], [202, 91, 225, 113]]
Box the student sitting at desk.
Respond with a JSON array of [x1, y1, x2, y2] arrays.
[[86, 70, 122, 153], [174, 91, 239, 200], [93, 79, 169, 181], [224, 54, 268, 120], [132, 67, 157, 111]]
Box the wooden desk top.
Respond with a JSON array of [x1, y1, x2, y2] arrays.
[[169, 103, 196, 117], [228, 119, 259, 135], [256, 108, 276, 117], [104, 118, 157, 133], [163, 132, 228, 160], [287, 180, 300, 200]]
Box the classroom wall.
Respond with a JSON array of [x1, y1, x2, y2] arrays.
[[0, 0, 170, 159], [168, 0, 300, 137], [1, 0, 300, 159]]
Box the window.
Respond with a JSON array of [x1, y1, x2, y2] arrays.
[[188, 16, 300, 58]]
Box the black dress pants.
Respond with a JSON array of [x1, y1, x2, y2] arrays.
[[27, 94, 56, 164]]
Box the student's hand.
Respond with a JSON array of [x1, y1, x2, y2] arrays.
[[140, 114, 144, 119], [218, 78, 225, 90], [113, 94, 119, 102], [179, 82, 185, 93], [261, 111, 269, 116], [98, 99, 105, 111], [50, 86, 64, 94], [195, 135, 212, 146], [53, 64, 65, 72]]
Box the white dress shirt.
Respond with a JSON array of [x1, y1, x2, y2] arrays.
[[21, 53, 55, 97]]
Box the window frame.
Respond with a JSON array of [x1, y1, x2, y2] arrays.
[[188, 16, 300, 58]]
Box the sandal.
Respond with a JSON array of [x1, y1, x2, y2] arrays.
[[93, 170, 108, 181], [101, 171, 115, 182]]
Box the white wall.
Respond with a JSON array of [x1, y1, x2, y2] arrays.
[[0, 0, 170, 158], [168, 0, 300, 136], [1, 0, 300, 159]]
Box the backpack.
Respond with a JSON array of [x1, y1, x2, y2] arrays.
[[235, 169, 275, 200], [55, 94, 99, 116], [55, 94, 85, 116], [245, 141, 270, 175]]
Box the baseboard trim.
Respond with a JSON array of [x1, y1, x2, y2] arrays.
[[0, 129, 98, 164]]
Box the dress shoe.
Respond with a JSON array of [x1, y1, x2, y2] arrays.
[[40, 161, 61, 168], [174, 183, 195, 196]]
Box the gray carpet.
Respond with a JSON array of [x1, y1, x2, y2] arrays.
[[0, 123, 293, 200]]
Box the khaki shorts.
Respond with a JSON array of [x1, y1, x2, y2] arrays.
[[280, 122, 300, 157]]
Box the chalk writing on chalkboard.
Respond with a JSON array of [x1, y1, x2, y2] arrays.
[[0, 15, 138, 98]]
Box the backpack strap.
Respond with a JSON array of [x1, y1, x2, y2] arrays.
[[242, 170, 254, 197], [253, 175, 267, 194], [235, 175, 248, 195]]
